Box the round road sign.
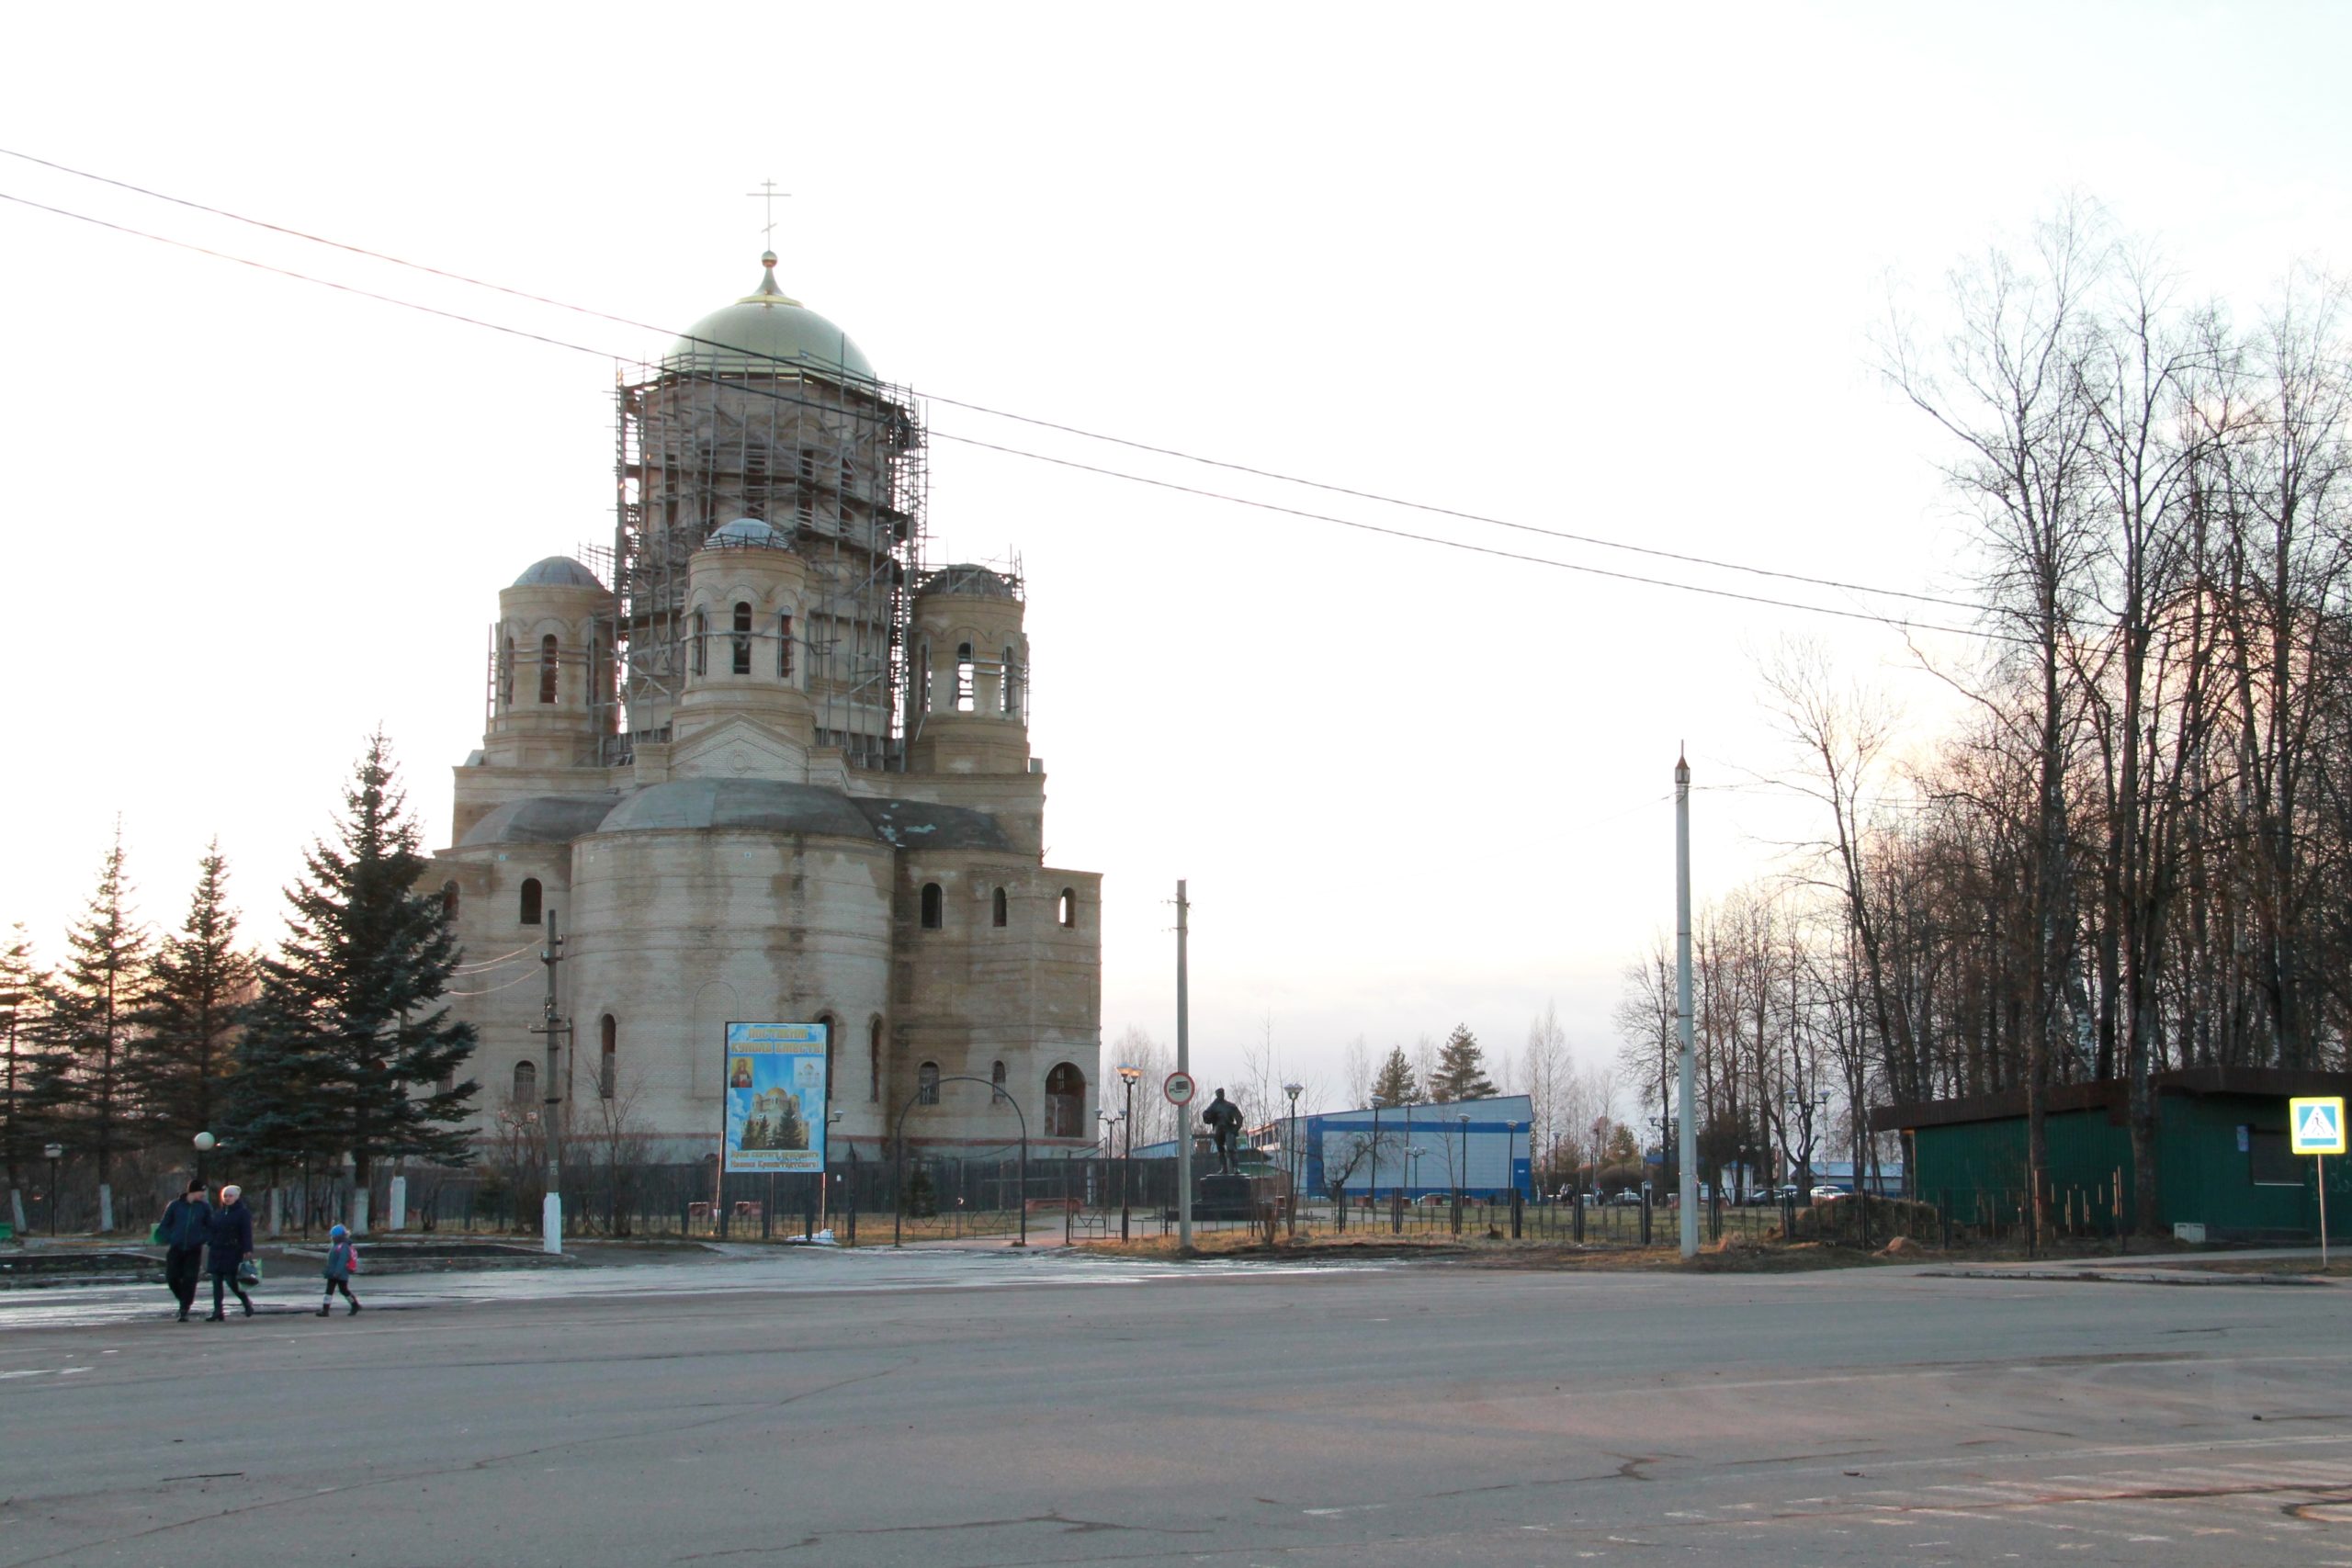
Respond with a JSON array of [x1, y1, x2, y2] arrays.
[[1164, 1071, 1197, 1107]]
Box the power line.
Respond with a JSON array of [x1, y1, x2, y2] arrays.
[[0, 178, 2017, 645], [0, 144, 1993, 618]]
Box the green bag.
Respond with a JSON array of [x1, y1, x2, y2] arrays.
[[236, 1258, 261, 1286], [149, 1223, 165, 1246]]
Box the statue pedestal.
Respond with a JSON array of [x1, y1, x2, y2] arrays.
[[1194, 1172, 1264, 1222]]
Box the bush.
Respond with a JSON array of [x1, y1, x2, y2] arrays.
[[1775, 1193, 1939, 1246]]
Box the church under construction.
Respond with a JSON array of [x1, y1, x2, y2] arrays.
[[427, 253, 1102, 1163]]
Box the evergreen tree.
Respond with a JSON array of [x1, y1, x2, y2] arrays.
[[233, 734, 477, 1200], [32, 831, 151, 1190], [132, 842, 255, 1156], [1429, 1023, 1498, 1102], [0, 925, 51, 1196], [1369, 1044, 1419, 1106]]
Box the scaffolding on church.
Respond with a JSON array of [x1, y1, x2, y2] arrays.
[[602, 351, 930, 769]]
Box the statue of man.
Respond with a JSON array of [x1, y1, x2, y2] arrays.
[[1201, 1089, 1244, 1175]]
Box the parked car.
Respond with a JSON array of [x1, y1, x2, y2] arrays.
[[1810, 1184, 1851, 1202], [1611, 1189, 1643, 1206]]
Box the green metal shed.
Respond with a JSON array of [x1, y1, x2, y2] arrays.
[[1871, 1066, 2352, 1242]]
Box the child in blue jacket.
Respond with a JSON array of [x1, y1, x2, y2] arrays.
[[317, 1225, 363, 1316]]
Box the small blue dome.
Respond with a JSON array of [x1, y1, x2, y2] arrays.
[[512, 557, 604, 590], [706, 517, 793, 550]]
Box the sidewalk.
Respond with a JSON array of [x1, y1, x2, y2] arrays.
[[1923, 1244, 2346, 1286]]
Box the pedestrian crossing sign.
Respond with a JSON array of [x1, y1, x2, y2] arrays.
[[2290, 1096, 2346, 1156]]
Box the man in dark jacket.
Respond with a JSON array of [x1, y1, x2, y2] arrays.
[[157, 1179, 210, 1322], [204, 1183, 255, 1320]]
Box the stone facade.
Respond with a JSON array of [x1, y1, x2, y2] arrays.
[[426, 265, 1100, 1163]]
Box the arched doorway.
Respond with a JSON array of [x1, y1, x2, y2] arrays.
[[1045, 1062, 1085, 1138]]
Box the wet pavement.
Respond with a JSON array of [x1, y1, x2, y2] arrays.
[[0, 1240, 1371, 1331], [5, 1248, 2350, 1566]]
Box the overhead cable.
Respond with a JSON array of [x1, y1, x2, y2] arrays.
[[0, 182, 2018, 646], [0, 145, 1989, 617]]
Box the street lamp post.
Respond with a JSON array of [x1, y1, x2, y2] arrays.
[[1398, 1101, 1415, 1232], [44, 1143, 62, 1235], [1116, 1065, 1141, 1242], [894, 1076, 1028, 1248], [1454, 1111, 1469, 1235], [1367, 1095, 1385, 1213], [1283, 1082, 1304, 1237]]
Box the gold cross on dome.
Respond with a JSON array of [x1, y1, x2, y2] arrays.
[[745, 180, 790, 249]]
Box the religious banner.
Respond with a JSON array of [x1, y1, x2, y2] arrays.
[[722, 1021, 829, 1173]]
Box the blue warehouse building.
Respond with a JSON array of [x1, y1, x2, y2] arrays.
[[1301, 1094, 1534, 1201]]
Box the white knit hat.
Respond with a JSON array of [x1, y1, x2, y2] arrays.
[[219, 1184, 242, 1202]]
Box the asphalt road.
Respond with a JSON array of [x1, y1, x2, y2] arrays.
[[4, 1248, 2349, 1566]]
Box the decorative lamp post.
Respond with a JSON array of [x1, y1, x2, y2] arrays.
[[1283, 1081, 1304, 1236], [44, 1143, 62, 1235], [1456, 1111, 1470, 1226], [1367, 1095, 1385, 1210], [1116, 1064, 1142, 1242]]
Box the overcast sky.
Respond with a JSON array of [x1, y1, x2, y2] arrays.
[[3, 2, 2346, 1111]]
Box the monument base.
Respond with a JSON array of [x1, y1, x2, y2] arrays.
[[1194, 1171, 1269, 1222]]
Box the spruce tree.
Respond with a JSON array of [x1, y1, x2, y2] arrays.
[[132, 842, 255, 1156], [1429, 1023, 1498, 1102], [1369, 1044, 1419, 1106], [234, 734, 477, 1204], [0, 925, 51, 1198], [33, 831, 151, 1191]]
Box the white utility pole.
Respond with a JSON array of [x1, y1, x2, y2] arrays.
[[1176, 879, 1193, 1250], [1676, 751, 1699, 1258]]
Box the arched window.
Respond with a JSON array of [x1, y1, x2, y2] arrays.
[[1002, 646, 1019, 716], [440, 881, 459, 920], [1046, 1063, 1085, 1138], [868, 1016, 883, 1103], [917, 1061, 940, 1107], [816, 1012, 838, 1111], [991, 886, 1008, 928], [598, 1014, 616, 1100], [499, 637, 515, 709], [538, 634, 560, 704], [920, 882, 944, 931], [919, 641, 932, 711], [512, 1058, 537, 1105], [990, 1060, 1007, 1093], [1058, 887, 1077, 929], [777, 612, 794, 678], [731, 601, 752, 674], [692, 610, 708, 676], [955, 642, 976, 711], [519, 878, 543, 926]]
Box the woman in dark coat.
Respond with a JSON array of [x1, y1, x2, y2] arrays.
[[205, 1183, 255, 1319]]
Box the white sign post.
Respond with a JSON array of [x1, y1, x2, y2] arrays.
[[2290, 1095, 2346, 1268]]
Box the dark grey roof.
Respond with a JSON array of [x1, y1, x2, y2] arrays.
[[854, 796, 1014, 852], [460, 795, 622, 847], [512, 556, 605, 590], [916, 563, 1018, 601], [595, 778, 879, 840], [706, 517, 792, 550], [460, 780, 1015, 853]]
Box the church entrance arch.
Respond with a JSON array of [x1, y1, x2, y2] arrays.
[[1045, 1062, 1085, 1138]]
